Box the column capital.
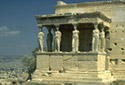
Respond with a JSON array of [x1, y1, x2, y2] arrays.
[[37, 26, 42, 28], [73, 23, 78, 30], [98, 22, 105, 32], [37, 24, 43, 28], [37, 25, 43, 32], [93, 23, 98, 29], [54, 24, 60, 31]]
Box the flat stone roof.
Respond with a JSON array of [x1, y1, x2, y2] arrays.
[[36, 11, 111, 23]]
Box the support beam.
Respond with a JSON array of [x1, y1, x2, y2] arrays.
[[54, 25, 62, 52], [99, 23, 106, 52], [72, 24, 79, 52], [38, 26, 44, 52], [92, 23, 99, 52]]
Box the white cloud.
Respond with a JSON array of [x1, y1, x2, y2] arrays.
[[0, 26, 8, 31], [0, 26, 20, 37]]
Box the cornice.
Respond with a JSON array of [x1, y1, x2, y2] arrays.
[[36, 11, 111, 24]]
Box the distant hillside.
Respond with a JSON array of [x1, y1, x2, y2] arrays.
[[0, 55, 25, 73], [0, 55, 22, 62]]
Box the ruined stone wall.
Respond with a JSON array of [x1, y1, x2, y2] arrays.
[[55, 1, 125, 79]]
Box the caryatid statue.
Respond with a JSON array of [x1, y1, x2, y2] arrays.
[[72, 24, 79, 52], [100, 27, 105, 52], [46, 27, 53, 52], [38, 27, 44, 52], [92, 24, 99, 52], [55, 25, 62, 52]]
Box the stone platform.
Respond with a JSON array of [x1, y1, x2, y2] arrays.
[[31, 52, 115, 85]]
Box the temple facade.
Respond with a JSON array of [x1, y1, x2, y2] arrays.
[[32, 1, 125, 85]]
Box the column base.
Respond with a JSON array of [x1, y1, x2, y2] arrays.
[[32, 52, 115, 85], [31, 70, 114, 85]]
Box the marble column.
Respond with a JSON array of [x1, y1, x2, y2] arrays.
[[46, 27, 53, 52], [92, 24, 99, 52], [100, 27, 105, 52], [38, 26, 44, 52], [72, 24, 79, 52], [54, 25, 62, 52], [53, 28, 56, 52]]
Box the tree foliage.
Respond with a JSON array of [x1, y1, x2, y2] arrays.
[[21, 55, 35, 79], [21, 48, 39, 79], [32, 48, 39, 57]]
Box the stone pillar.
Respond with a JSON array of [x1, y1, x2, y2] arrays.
[[72, 24, 79, 52], [53, 28, 56, 51], [46, 27, 53, 52], [54, 25, 62, 52], [38, 26, 44, 52], [92, 24, 99, 52], [100, 27, 105, 52]]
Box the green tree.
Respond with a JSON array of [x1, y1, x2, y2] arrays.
[[32, 48, 39, 57], [22, 48, 39, 80], [21, 55, 35, 79]]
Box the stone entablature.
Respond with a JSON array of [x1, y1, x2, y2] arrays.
[[36, 11, 111, 26]]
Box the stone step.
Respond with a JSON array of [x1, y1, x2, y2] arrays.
[[39, 77, 103, 82]]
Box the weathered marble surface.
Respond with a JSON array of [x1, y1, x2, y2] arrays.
[[55, 30, 62, 52], [72, 29, 79, 52], [33, 0, 125, 84], [38, 31, 44, 52], [92, 28, 99, 52]]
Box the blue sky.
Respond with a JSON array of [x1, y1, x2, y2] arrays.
[[0, 0, 110, 56]]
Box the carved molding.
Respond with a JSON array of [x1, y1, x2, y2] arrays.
[[36, 11, 111, 26]]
